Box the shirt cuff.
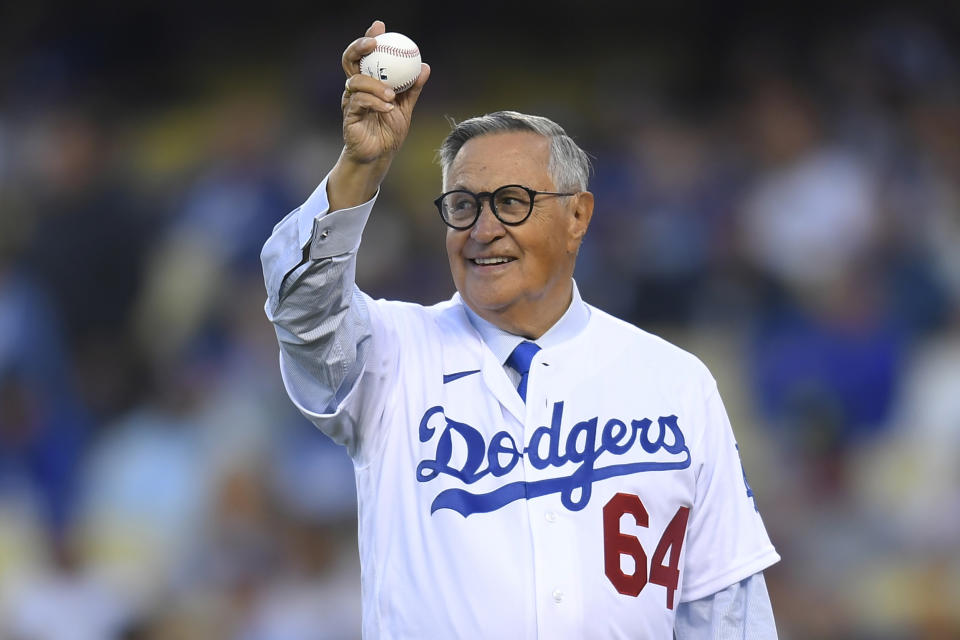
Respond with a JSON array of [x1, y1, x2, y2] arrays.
[[297, 173, 379, 259]]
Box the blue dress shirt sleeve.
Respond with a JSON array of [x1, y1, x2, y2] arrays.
[[675, 572, 778, 639], [260, 175, 376, 444]]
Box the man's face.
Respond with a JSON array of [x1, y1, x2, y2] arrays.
[[444, 131, 593, 336]]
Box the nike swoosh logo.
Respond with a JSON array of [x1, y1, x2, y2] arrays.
[[443, 369, 481, 384]]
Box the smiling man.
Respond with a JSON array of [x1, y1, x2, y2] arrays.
[[441, 129, 592, 338], [261, 20, 780, 640]]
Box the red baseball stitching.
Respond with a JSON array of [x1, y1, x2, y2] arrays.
[[376, 44, 420, 58], [394, 76, 417, 92]]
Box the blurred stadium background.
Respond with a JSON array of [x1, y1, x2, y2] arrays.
[[1, 2, 959, 638]]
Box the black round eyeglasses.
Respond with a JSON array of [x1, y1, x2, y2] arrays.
[[434, 184, 577, 230]]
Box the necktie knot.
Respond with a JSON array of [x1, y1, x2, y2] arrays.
[[506, 341, 540, 401]]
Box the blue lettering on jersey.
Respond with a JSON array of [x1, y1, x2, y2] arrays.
[[735, 443, 759, 512], [416, 401, 691, 517]]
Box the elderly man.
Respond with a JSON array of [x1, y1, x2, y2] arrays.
[[261, 20, 780, 639]]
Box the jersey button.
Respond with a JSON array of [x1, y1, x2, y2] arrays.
[[552, 589, 564, 603], [545, 511, 557, 523]]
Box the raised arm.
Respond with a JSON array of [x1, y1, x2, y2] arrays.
[[260, 20, 429, 453]]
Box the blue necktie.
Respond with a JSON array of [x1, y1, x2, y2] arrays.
[[506, 341, 541, 402]]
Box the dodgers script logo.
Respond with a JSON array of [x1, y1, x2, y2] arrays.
[[416, 401, 691, 517]]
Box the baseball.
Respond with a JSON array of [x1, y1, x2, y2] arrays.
[[359, 32, 422, 93]]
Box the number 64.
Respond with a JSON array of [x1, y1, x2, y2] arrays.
[[603, 493, 690, 609]]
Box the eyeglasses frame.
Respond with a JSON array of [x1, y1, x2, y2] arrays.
[[434, 184, 578, 230]]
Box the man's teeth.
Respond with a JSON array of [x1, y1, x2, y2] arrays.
[[474, 257, 512, 265]]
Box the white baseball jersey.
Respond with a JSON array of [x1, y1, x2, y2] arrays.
[[262, 178, 780, 639]]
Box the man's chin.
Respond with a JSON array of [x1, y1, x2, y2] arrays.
[[460, 287, 514, 316]]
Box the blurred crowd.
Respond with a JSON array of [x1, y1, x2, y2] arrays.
[[1, 5, 959, 639]]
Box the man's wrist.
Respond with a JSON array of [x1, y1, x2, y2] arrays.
[[328, 148, 394, 212]]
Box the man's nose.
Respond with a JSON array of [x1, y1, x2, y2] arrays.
[[470, 200, 505, 242]]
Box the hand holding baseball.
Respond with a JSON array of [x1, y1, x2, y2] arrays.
[[340, 21, 430, 165]]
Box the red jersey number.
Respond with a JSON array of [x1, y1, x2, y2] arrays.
[[602, 492, 691, 609]]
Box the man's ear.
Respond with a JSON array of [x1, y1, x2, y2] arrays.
[[567, 191, 594, 253]]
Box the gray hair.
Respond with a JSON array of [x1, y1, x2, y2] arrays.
[[438, 111, 592, 192]]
